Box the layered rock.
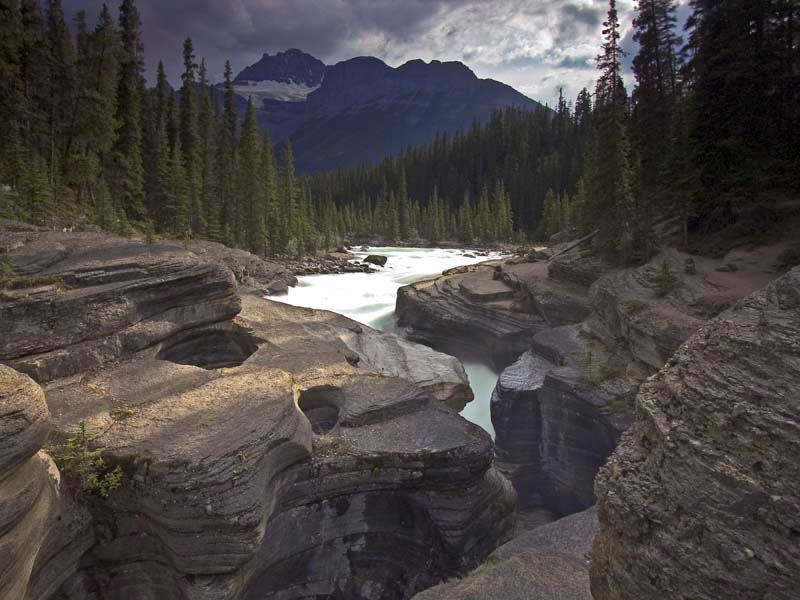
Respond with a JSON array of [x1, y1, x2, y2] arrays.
[[491, 339, 631, 517], [241, 297, 473, 409], [397, 254, 627, 517], [183, 240, 296, 294], [1, 231, 240, 383], [0, 366, 90, 600], [0, 366, 54, 600], [591, 266, 800, 600], [587, 247, 782, 370], [1, 227, 512, 600], [43, 298, 513, 599], [396, 262, 545, 368]]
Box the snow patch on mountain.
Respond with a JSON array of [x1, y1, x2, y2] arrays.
[[233, 80, 321, 104]]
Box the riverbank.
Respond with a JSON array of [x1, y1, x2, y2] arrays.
[[273, 246, 509, 431]]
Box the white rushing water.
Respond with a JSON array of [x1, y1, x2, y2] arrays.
[[272, 247, 504, 436]]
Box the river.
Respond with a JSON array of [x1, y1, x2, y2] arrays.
[[272, 247, 505, 437]]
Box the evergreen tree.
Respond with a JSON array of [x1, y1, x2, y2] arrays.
[[165, 133, 189, 235], [45, 0, 75, 206], [237, 98, 264, 254], [68, 6, 119, 221], [631, 0, 681, 198], [217, 59, 237, 246], [458, 190, 474, 243], [111, 0, 146, 222], [179, 37, 203, 235], [587, 0, 640, 261], [20, 0, 52, 167], [0, 0, 27, 194], [280, 140, 300, 254], [260, 132, 278, 254], [197, 58, 219, 240]]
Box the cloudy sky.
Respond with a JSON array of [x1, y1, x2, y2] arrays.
[[63, 0, 686, 106]]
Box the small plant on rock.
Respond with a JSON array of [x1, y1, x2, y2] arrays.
[[51, 421, 123, 498], [653, 260, 679, 297]]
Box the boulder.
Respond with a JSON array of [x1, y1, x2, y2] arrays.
[[242, 297, 475, 410], [591, 266, 800, 600], [363, 254, 388, 267], [183, 239, 297, 295], [547, 251, 612, 288], [0, 366, 55, 599]]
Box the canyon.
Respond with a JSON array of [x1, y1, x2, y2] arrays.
[[395, 232, 799, 598], [2, 218, 799, 600]]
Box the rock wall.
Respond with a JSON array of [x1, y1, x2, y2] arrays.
[[591, 266, 800, 600], [0, 366, 54, 600], [0, 366, 91, 600], [395, 252, 632, 518], [491, 343, 628, 517]]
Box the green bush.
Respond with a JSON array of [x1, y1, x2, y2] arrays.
[[51, 421, 123, 498]]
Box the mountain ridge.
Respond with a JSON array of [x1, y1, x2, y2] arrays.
[[230, 49, 544, 173]]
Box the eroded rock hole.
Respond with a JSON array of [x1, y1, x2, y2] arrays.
[[157, 324, 260, 369], [298, 386, 344, 435]]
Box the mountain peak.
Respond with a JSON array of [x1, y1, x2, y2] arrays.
[[235, 49, 326, 87]]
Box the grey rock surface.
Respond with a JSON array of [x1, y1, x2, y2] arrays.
[[591, 266, 800, 600], [491, 351, 626, 516], [413, 507, 596, 600], [0, 228, 512, 600], [396, 262, 545, 368], [0, 231, 240, 383], [0, 366, 90, 600]]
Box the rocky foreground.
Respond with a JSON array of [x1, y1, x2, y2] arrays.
[[0, 224, 514, 600], [397, 234, 800, 597]]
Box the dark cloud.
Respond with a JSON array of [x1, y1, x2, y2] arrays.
[[560, 3, 603, 28], [62, 0, 667, 105]]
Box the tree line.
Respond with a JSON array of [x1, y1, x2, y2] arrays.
[[572, 0, 798, 262], [309, 96, 592, 244], [312, 0, 798, 258], [0, 0, 322, 256], [0, 0, 796, 259]]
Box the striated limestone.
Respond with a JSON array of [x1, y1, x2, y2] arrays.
[[396, 262, 544, 368], [1, 231, 240, 383], [491, 348, 628, 517], [0, 366, 87, 600], [43, 300, 514, 599], [591, 266, 800, 600], [0, 227, 513, 600]]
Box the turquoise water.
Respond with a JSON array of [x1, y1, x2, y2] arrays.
[[272, 247, 503, 437]]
